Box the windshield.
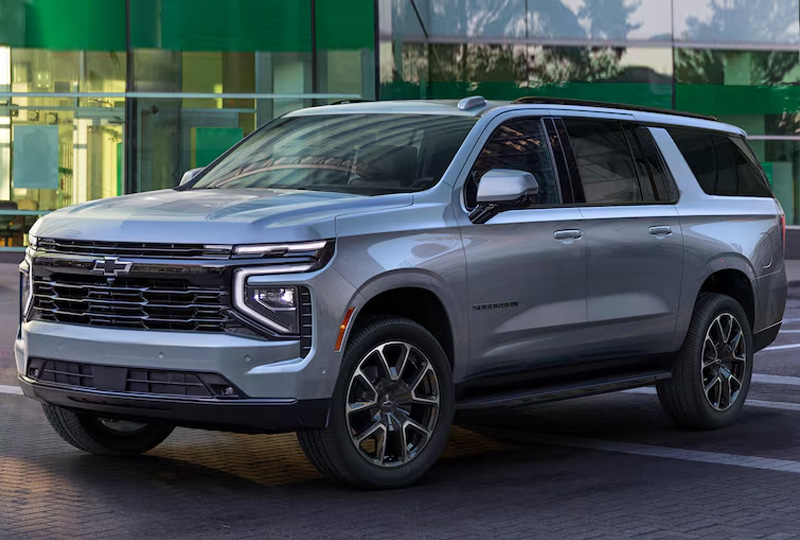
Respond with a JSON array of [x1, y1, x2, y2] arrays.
[[189, 114, 477, 195]]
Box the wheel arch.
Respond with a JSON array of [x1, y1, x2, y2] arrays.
[[697, 268, 756, 331], [343, 270, 467, 375], [357, 288, 454, 368]]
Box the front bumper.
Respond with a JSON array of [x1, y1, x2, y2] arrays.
[[15, 320, 325, 399], [19, 374, 329, 433], [16, 260, 358, 401], [14, 267, 358, 433]]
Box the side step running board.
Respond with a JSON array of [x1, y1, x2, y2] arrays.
[[456, 370, 672, 411]]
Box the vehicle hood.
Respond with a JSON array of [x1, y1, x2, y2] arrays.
[[31, 189, 413, 244]]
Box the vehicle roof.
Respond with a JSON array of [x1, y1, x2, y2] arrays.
[[286, 98, 746, 136], [286, 100, 497, 117]]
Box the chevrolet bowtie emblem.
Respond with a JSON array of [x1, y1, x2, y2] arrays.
[[92, 257, 133, 277]]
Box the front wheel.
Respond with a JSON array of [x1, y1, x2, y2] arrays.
[[297, 316, 454, 489], [42, 404, 175, 456], [657, 293, 753, 429]]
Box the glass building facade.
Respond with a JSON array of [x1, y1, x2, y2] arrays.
[[0, 0, 376, 250], [381, 0, 800, 225], [3, 0, 800, 251]]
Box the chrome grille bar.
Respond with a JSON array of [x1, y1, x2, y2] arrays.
[[31, 275, 235, 332], [37, 238, 233, 260]]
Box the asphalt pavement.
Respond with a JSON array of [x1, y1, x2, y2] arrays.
[[3, 263, 800, 539]]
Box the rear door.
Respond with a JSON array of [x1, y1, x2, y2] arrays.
[[557, 115, 684, 360]]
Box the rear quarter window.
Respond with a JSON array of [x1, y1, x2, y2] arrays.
[[667, 127, 773, 198]]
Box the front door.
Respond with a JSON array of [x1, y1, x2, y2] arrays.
[[457, 114, 589, 385]]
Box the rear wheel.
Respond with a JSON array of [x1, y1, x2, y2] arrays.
[[42, 404, 175, 456], [657, 293, 753, 429], [297, 316, 454, 489]]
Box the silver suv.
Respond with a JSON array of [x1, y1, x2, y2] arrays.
[[16, 97, 787, 488]]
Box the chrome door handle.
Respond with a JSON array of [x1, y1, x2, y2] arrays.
[[553, 229, 582, 241], [648, 226, 672, 236]]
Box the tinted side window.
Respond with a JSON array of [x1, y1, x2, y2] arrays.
[[562, 119, 645, 204], [668, 128, 716, 193], [713, 136, 738, 195], [467, 118, 560, 208], [730, 137, 773, 197], [622, 125, 656, 201], [634, 126, 678, 202], [668, 128, 772, 198]]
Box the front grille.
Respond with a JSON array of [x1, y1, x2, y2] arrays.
[[28, 359, 244, 398], [32, 274, 237, 333], [37, 238, 232, 260], [28, 240, 315, 349]]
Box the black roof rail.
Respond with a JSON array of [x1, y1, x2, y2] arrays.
[[510, 96, 717, 122]]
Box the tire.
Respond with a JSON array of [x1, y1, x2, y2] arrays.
[[657, 293, 753, 430], [297, 316, 454, 489], [42, 404, 175, 456]]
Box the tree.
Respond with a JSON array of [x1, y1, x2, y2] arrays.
[[682, 0, 798, 45]]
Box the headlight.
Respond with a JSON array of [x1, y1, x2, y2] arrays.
[[233, 268, 309, 335], [231, 240, 330, 335], [20, 236, 34, 322], [20, 269, 32, 322], [254, 287, 296, 311], [245, 285, 300, 334], [25, 234, 37, 263]]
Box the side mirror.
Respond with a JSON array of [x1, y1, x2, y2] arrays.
[[470, 169, 538, 224], [476, 169, 538, 204], [179, 167, 204, 186]]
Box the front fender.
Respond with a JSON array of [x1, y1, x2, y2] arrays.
[[334, 267, 470, 385]]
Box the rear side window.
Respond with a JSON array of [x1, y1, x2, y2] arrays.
[[731, 137, 773, 197], [667, 128, 772, 197], [634, 126, 678, 202], [562, 119, 654, 204]]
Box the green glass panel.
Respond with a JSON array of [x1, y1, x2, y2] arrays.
[[131, 0, 311, 52], [0, 0, 125, 51], [13, 125, 59, 189], [129, 0, 160, 49], [676, 84, 800, 116], [528, 83, 672, 108], [315, 0, 374, 50], [380, 81, 427, 101], [382, 81, 672, 109], [192, 127, 243, 168]]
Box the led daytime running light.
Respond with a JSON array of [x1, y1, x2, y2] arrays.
[[234, 240, 328, 257]]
